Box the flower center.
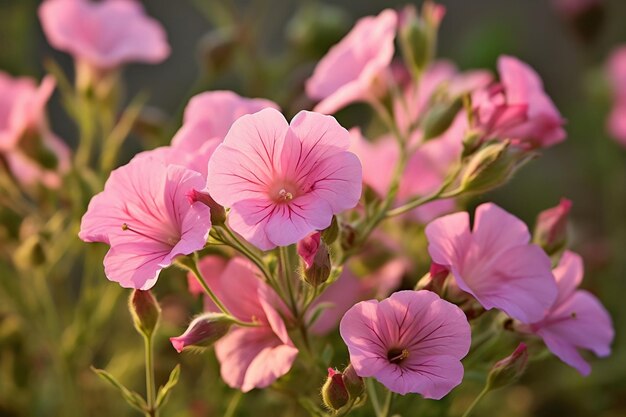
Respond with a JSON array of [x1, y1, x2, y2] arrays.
[[278, 188, 294, 201], [387, 347, 410, 364], [269, 181, 299, 203]]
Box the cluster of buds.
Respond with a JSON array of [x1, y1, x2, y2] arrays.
[[321, 364, 365, 412]]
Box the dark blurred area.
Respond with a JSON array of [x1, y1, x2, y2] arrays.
[[0, 0, 625, 416]]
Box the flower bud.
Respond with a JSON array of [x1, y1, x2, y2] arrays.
[[197, 29, 237, 73], [187, 189, 225, 225], [129, 290, 161, 338], [398, 2, 446, 75], [286, 2, 350, 58], [321, 368, 349, 411], [486, 343, 528, 390], [341, 364, 364, 399], [321, 215, 339, 245], [460, 142, 532, 195], [421, 98, 463, 140], [533, 198, 572, 255], [552, 0, 605, 43], [298, 232, 331, 287], [170, 313, 235, 353]]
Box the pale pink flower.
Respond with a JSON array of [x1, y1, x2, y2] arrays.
[[606, 46, 626, 147], [340, 290, 471, 398], [187, 255, 228, 297], [39, 0, 169, 71], [79, 155, 211, 289], [207, 108, 362, 250], [198, 257, 298, 392], [171, 91, 279, 176], [0, 72, 70, 188], [425, 203, 558, 323], [306, 9, 397, 115], [521, 251, 614, 375], [473, 56, 566, 148]]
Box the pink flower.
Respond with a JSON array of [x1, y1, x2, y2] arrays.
[[207, 108, 362, 250], [187, 255, 228, 297], [306, 9, 397, 115], [606, 46, 626, 147], [339, 290, 471, 398], [39, 0, 169, 71], [473, 56, 566, 149], [0, 72, 70, 188], [197, 257, 298, 392], [79, 154, 211, 289], [425, 203, 557, 323], [534, 198, 572, 253], [171, 91, 279, 176], [522, 251, 614, 376]]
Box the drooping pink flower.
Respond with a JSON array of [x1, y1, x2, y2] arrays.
[[170, 91, 279, 176], [425, 203, 558, 323], [79, 155, 211, 289], [521, 251, 614, 376], [196, 257, 298, 392], [0, 72, 70, 188], [473, 56, 566, 149], [207, 108, 362, 250], [39, 0, 169, 71], [340, 290, 471, 398], [606, 46, 626, 147], [306, 9, 398, 115]]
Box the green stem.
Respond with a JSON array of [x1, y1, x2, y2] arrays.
[[224, 391, 243, 417], [461, 385, 490, 417], [144, 333, 157, 417], [365, 378, 382, 417], [217, 226, 275, 285], [380, 390, 394, 417], [278, 245, 298, 316]]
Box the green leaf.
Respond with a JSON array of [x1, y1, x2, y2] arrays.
[[90, 366, 148, 413], [155, 364, 181, 409]]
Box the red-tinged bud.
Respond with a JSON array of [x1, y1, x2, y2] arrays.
[[341, 364, 364, 399], [129, 290, 161, 338], [487, 343, 529, 389], [398, 2, 446, 75], [187, 189, 225, 225], [169, 313, 235, 353], [415, 262, 449, 293], [298, 232, 331, 287], [321, 368, 349, 411], [533, 198, 572, 255]]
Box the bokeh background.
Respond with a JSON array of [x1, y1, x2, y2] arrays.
[[0, 0, 625, 416]]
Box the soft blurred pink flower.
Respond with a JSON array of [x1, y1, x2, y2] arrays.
[[340, 290, 470, 398], [473, 56, 566, 149], [39, 0, 169, 72], [0, 72, 70, 188], [425, 203, 557, 323], [198, 257, 298, 392], [207, 108, 362, 250], [306, 9, 397, 114], [79, 155, 211, 289], [522, 251, 614, 375], [606, 46, 626, 147], [187, 255, 228, 297]]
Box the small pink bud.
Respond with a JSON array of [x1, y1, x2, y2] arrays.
[[533, 198, 572, 255], [341, 364, 364, 399], [169, 313, 235, 353], [487, 343, 529, 389], [187, 189, 226, 225], [321, 368, 349, 411], [129, 290, 161, 337], [298, 233, 331, 287]]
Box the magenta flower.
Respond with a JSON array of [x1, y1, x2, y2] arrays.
[[207, 108, 362, 250], [606, 46, 626, 147], [306, 9, 397, 115], [522, 251, 614, 375], [425, 203, 557, 323], [473, 56, 566, 148], [340, 290, 471, 398], [195, 257, 298, 392], [0, 72, 70, 188], [79, 155, 211, 289]]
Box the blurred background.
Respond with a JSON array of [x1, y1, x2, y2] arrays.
[[0, 0, 625, 416]]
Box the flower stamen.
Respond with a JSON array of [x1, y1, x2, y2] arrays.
[[387, 348, 410, 364]]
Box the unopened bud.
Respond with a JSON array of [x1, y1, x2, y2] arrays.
[[129, 290, 161, 338], [460, 142, 531, 194], [341, 364, 364, 399], [197, 29, 237, 73], [13, 235, 46, 270], [321, 368, 349, 411], [421, 98, 463, 140], [298, 233, 331, 287], [187, 189, 225, 225], [286, 2, 350, 58], [399, 6, 428, 74], [487, 343, 528, 390], [533, 198, 572, 255], [321, 215, 339, 245], [170, 313, 234, 353]]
